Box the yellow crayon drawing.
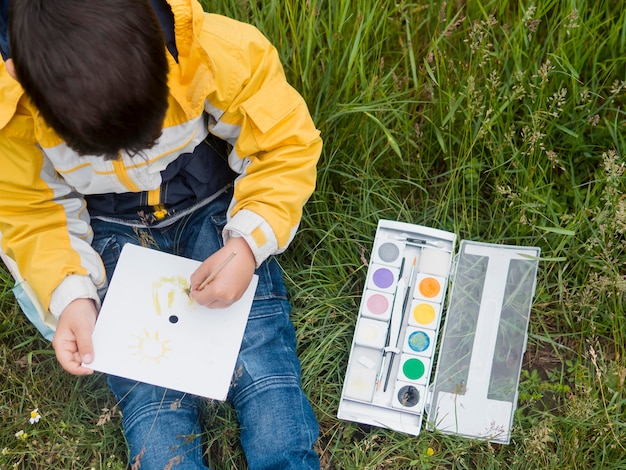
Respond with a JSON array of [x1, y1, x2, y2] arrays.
[[151, 275, 194, 316], [127, 276, 199, 365], [130, 329, 172, 365]]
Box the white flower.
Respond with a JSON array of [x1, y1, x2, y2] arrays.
[[29, 408, 41, 425]]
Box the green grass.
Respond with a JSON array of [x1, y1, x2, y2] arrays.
[[2, 0, 625, 468]]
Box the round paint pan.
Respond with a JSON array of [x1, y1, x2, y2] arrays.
[[408, 300, 441, 330], [413, 273, 446, 303], [366, 264, 400, 294], [353, 317, 388, 349], [391, 382, 426, 412], [398, 354, 431, 384], [360, 291, 394, 321], [372, 239, 405, 267], [402, 327, 435, 356]]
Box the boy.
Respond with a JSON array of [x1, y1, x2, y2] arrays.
[[0, 0, 321, 468]]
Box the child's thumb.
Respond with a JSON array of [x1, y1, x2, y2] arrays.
[[77, 328, 95, 364]]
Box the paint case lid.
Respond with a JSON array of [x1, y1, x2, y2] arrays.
[[426, 240, 540, 444]]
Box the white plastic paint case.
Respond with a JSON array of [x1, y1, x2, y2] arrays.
[[337, 220, 541, 443], [338, 219, 456, 436]]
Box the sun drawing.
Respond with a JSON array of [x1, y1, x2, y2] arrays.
[[129, 329, 172, 365]]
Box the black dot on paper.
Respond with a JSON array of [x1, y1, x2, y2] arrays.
[[169, 315, 179, 324]]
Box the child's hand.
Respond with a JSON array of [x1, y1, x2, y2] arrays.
[[189, 238, 256, 308], [52, 298, 97, 376]]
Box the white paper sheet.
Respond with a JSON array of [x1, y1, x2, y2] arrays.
[[88, 244, 257, 399]]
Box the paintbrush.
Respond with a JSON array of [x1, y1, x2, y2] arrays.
[[375, 262, 409, 392], [185, 250, 237, 295], [383, 257, 416, 392]]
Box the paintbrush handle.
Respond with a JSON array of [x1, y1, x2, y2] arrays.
[[383, 258, 416, 392], [198, 250, 238, 290]]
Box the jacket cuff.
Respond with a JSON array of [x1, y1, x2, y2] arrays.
[[223, 209, 278, 267], [49, 274, 102, 319]]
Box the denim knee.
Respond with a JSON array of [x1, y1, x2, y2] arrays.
[[235, 376, 319, 470], [227, 297, 319, 469], [107, 375, 208, 469]]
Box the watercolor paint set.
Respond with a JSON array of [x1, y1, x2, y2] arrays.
[[337, 219, 540, 444]]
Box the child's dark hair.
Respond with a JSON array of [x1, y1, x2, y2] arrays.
[[9, 0, 169, 158]]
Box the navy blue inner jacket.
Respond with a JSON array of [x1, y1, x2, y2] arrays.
[[0, 0, 9, 60]]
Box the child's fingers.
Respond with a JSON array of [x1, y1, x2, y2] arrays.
[[52, 299, 97, 375], [75, 326, 94, 365], [54, 337, 93, 376]]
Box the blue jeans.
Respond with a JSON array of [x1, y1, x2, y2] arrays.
[[91, 191, 320, 469]]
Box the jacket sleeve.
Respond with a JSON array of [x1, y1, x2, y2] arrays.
[[199, 15, 322, 265], [0, 93, 106, 323]]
